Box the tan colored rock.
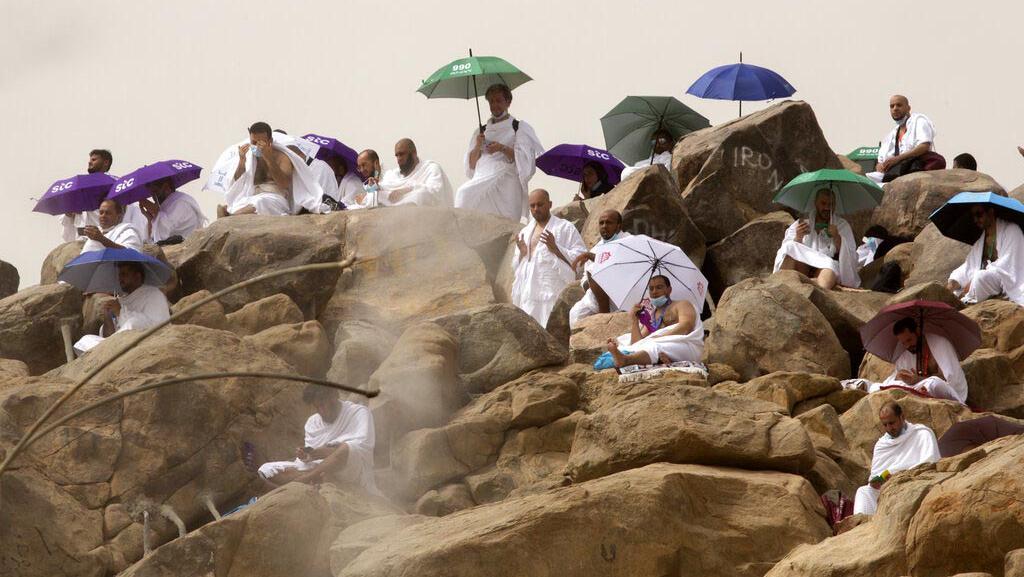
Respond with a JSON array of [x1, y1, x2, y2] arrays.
[[551, 198, 589, 230], [793, 387, 868, 416], [705, 211, 793, 296], [568, 311, 631, 365], [39, 240, 83, 284], [887, 280, 963, 309], [706, 277, 850, 380], [330, 514, 432, 575], [962, 349, 1023, 416], [414, 483, 476, 516], [1006, 548, 1024, 577], [566, 382, 816, 482], [0, 358, 29, 382], [433, 304, 568, 394], [839, 154, 865, 175], [673, 100, 843, 244], [714, 371, 841, 415], [905, 223, 973, 287], [169, 289, 227, 329], [0, 259, 18, 299], [796, 403, 851, 456], [338, 463, 831, 577], [579, 164, 706, 267], [873, 169, 1005, 239], [0, 283, 83, 374], [544, 283, 584, 345], [245, 320, 331, 378], [859, 241, 915, 290], [224, 293, 304, 336], [962, 299, 1024, 353], [328, 320, 397, 387]]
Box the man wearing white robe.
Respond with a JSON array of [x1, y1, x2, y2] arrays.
[[380, 139, 454, 207], [947, 206, 1024, 306], [80, 199, 143, 254], [853, 401, 940, 515], [512, 189, 587, 327], [455, 83, 544, 221], [60, 149, 146, 243], [137, 177, 207, 243], [620, 128, 674, 181], [257, 385, 377, 494], [72, 262, 170, 355], [605, 275, 705, 367], [866, 95, 939, 183], [773, 188, 860, 289], [569, 209, 630, 328], [322, 154, 364, 209], [349, 150, 384, 209]]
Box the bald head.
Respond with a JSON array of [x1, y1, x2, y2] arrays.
[[598, 209, 623, 240], [357, 149, 380, 180], [528, 189, 552, 223], [394, 138, 419, 175], [889, 95, 911, 122], [878, 400, 906, 438]]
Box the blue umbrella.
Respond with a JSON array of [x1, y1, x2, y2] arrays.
[[33, 173, 117, 215], [302, 134, 361, 178], [686, 52, 796, 116], [107, 160, 202, 206], [929, 192, 1024, 245], [59, 248, 171, 294]]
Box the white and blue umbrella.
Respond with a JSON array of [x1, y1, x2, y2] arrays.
[[59, 248, 171, 294], [588, 234, 707, 311]]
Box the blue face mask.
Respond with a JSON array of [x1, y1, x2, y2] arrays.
[[650, 295, 669, 308]]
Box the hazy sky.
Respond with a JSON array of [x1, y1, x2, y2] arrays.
[[3, 1, 1022, 288]]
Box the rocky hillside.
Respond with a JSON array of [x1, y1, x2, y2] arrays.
[[1, 100, 1023, 577]]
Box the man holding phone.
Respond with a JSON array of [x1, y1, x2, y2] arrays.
[[773, 188, 860, 289]]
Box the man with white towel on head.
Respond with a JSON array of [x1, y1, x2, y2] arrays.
[[773, 187, 860, 290]]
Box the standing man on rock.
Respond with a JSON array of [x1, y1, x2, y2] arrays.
[[853, 401, 940, 516], [455, 83, 544, 221], [512, 189, 587, 327], [379, 138, 454, 207], [569, 209, 630, 328], [867, 95, 944, 183]]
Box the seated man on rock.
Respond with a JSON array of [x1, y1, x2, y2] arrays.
[[257, 385, 377, 494], [138, 177, 207, 244], [844, 317, 968, 403], [72, 261, 170, 355], [773, 188, 860, 289], [867, 95, 944, 183], [346, 149, 384, 209], [569, 209, 630, 328], [80, 199, 143, 254], [619, 128, 674, 181], [379, 138, 454, 207], [947, 204, 1024, 306], [604, 275, 704, 368], [853, 401, 940, 516]]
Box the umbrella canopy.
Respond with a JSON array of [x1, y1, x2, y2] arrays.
[[600, 96, 710, 166], [686, 61, 795, 102], [302, 133, 359, 174], [59, 248, 171, 294], [859, 300, 981, 363], [588, 234, 708, 311], [773, 169, 884, 215], [929, 191, 1024, 245], [536, 143, 626, 186], [417, 52, 531, 128], [937, 415, 1024, 457], [33, 173, 117, 215], [107, 160, 202, 206]]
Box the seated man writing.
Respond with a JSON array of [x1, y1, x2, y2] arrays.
[[853, 401, 940, 515], [604, 275, 704, 368], [773, 188, 860, 289], [569, 209, 630, 329], [80, 199, 143, 254], [72, 261, 170, 355], [947, 204, 1024, 306], [257, 385, 377, 494]]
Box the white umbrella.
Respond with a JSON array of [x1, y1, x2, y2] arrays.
[[588, 234, 708, 311]]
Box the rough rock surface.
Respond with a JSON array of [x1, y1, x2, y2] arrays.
[[705, 211, 793, 296], [244, 320, 331, 378], [905, 223, 973, 287], [873, 169, 1006, 239], [224, 293, 304, 336], [328, 321, 397, 387], [0, 259, 18, 299], [0, 283, 83, 374], [39, 240, 83, 284], [169, 289, 227, 330]]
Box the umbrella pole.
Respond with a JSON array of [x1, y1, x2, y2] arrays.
[[470, 48, 484, 134], [738, 51, 743, 118]]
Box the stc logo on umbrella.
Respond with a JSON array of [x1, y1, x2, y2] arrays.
[[598, 251, 611, 264], [586, 149, 611, 160]]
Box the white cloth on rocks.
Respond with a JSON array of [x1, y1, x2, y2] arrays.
[[80, 222, 143, 253], [841, 332, 967, 403], [614, 301, 705, 365], [149, 191, 207, 243], [620, 151, 672, 181], [257, 400, 377, 494], [337, 172, 368, 208], [455, 117, 544, 221], [511, 215, 587, 327], [949, 218, 1024, 305], [856, 237, 881, 268], [569, 231, 631, 329], [853, 422, 940, 515], [73, 284, 170, 354], [59, 211, 100, 243], [380, 160, 454, 207], [773, 213, 861, 288], [866, 113, 937, 183]]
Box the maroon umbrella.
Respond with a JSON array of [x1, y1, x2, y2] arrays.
[[858, 300, 981, 369], [938, 415, 1024, 457]]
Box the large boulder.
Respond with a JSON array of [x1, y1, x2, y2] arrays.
[[0, 260, 18, 299], [704, 211, 793, 297], [858, 241, 916, 289], [328, 321, 397, 387], [0, 283, 83, 374], [321, 207, 519, 332], [244, 320, 331, 378], [224, 293, 304, 336], [171, 214, 346, 316], [962, 349, 1023, 416], [714, 372, 841, 415], [568, 311, 632, 365], [672, 100, 843, 244], [169, 289, 227, 330], [962, 299, 1024, 354], [873, 169, 1006, 239], [905, 223, 972, 287], [544, 283, 584, 345], [579, 164, 706, 267], [432, 304, 568, 394], [337, 463, 831, 577], [39, 240, 83, 284], [705, 277, 850, 380], [566, 382, 817, 482]]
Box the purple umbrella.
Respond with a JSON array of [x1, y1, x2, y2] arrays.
[[536, 143, 626, 187], [107, 160, 202, 206], [302, 134, 360, 176], [33, 173, 116, 215]]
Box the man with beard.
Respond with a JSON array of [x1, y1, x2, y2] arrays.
[[620, 128, 675, 181], [569, 209, 630, 328], [773, 188, 860, 289], [379, 138, 454, 207], [867, 95, 944, 183]]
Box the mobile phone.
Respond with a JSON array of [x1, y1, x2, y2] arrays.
[[76, 227, 86, 235]]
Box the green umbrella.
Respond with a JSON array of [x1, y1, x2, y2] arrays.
[[773, 168, 884, 215], [417, 50, 531, 130], [600, 96, 710, 165]]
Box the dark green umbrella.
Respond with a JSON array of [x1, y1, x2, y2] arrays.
[[600, 96, 710, 165], [773, 168, 884, 215], [417, 50, 531, 130]]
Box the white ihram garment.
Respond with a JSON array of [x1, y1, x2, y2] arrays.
[[149, 191, 207, 243], [614, 301, 705, 365], [949, 218, 1024, 306], [853, 422, 939, 515], [511, 215, 587, 327], [773, 214, 861, 288], [73, 285, 170, 354], [80, 222, 143, 253], [455, 117, 544, 221], [866, 113, 937, 183], [865, 332, 968, 403], [620, 151, 672, 181], [59, 211, 100, 243], [309, 158, 339, 205], [569, 232, 631, 329], [379, 160, 454, 207]]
